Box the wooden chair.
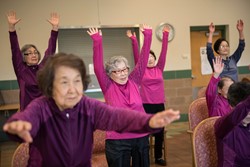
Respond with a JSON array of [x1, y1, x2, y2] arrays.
[[91, 130, 108, 167], [11, 143, 29, 167], [192, 117, 219, 167], [149, 127, 167, 163], [187, 97, 209, 166]]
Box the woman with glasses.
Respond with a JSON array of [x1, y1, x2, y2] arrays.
[[7, 10, 59, 111], [88, 25, 153, 167], [126, 25, 169, 166], [206, 20, 245, 82]]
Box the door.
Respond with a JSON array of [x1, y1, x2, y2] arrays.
[[190, 30, 222, 87]]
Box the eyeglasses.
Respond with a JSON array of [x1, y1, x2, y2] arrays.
[[112, 67, 129, 75], [24, 52, 39, 56], [220, 45, 229, 49]]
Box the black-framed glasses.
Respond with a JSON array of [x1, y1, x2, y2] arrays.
[[24, 52, 39, 56], [112, 67, 129, 75]]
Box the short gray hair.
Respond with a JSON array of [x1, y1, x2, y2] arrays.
[[21, 44, 41, 63], [105, 56, 130, 76]]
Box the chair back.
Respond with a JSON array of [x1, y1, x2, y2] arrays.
[[197, 86, 207, 99], [92, 130, 108, 167], [192, 117, 219, 167], [11, 143, 29, 167], [188, 97, 209, 132]]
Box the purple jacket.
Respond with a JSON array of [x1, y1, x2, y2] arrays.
[[9, 30, 58, 111], [90, 29, 152, 140], [6, 96, 157, 167], [206, 76, 231, 116], [215, 96, 250, 167]]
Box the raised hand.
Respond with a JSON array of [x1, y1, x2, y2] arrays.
[[149, 109, 180, 128], [213, 56, 224, 78], [47, 12, 60, 31], [209, 22, 215, 33], [163, 25, 170, 32], [140, 24, 152, 32], [6, 10, 21, 32], [3, 120, 33, 143], [87, 27, 102, 36], [126, 30, 136, 38], [236, 19, 244, 32]]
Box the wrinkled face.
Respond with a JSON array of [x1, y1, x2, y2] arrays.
[[147, 54, 156, 67], [110, 61, 129, 85], [218, 41, 229, 56], [218, 79, 234, 98], [24, 47, 39, 65], [52, 66, 83, 111]]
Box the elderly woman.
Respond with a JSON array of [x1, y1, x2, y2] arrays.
[[3, 53, 180, 167], [88, 25, 155, 167], [7, 10, 59, 111]]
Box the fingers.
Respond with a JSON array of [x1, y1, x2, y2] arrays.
[[3, 121, 33, 143], [87, 27, 100, 36]]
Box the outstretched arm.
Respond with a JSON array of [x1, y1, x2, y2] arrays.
[[47, 12, 60, 31], [3, 120, 33, 143], [6, 10, 21, 32], [237, 19, 244, 40], [149, 109, 180, 128], [127, 30, 140, 64]]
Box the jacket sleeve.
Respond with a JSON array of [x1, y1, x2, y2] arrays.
[[215, 96, 250, 139], [156, 31, 169, 71]]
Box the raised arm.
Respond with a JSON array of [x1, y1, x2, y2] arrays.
[[237, 19, 244, 40], [41, 12, 60, 66], [157, 26, 169, 71], [207, 22, 215, 43], [206, 22, 216, 70], [127, 30, 140, 64], [87, 27, 110, 93], [7, 11, 23, 75], [206, 56, 224, 114], [129, 24, 152, 84]]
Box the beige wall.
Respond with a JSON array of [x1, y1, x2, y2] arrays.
[[0, 0, 250, 80]]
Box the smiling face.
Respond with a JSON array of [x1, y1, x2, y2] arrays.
[[24, 47, 40, 65], [218, 41, 230, 57], [52, 66, 83, 111], [110, 61, 129, 85], [147, 54, 156, 67]]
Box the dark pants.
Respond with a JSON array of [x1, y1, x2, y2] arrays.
[[105, 136, 150, 167], [143, 103, 165, 160]]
